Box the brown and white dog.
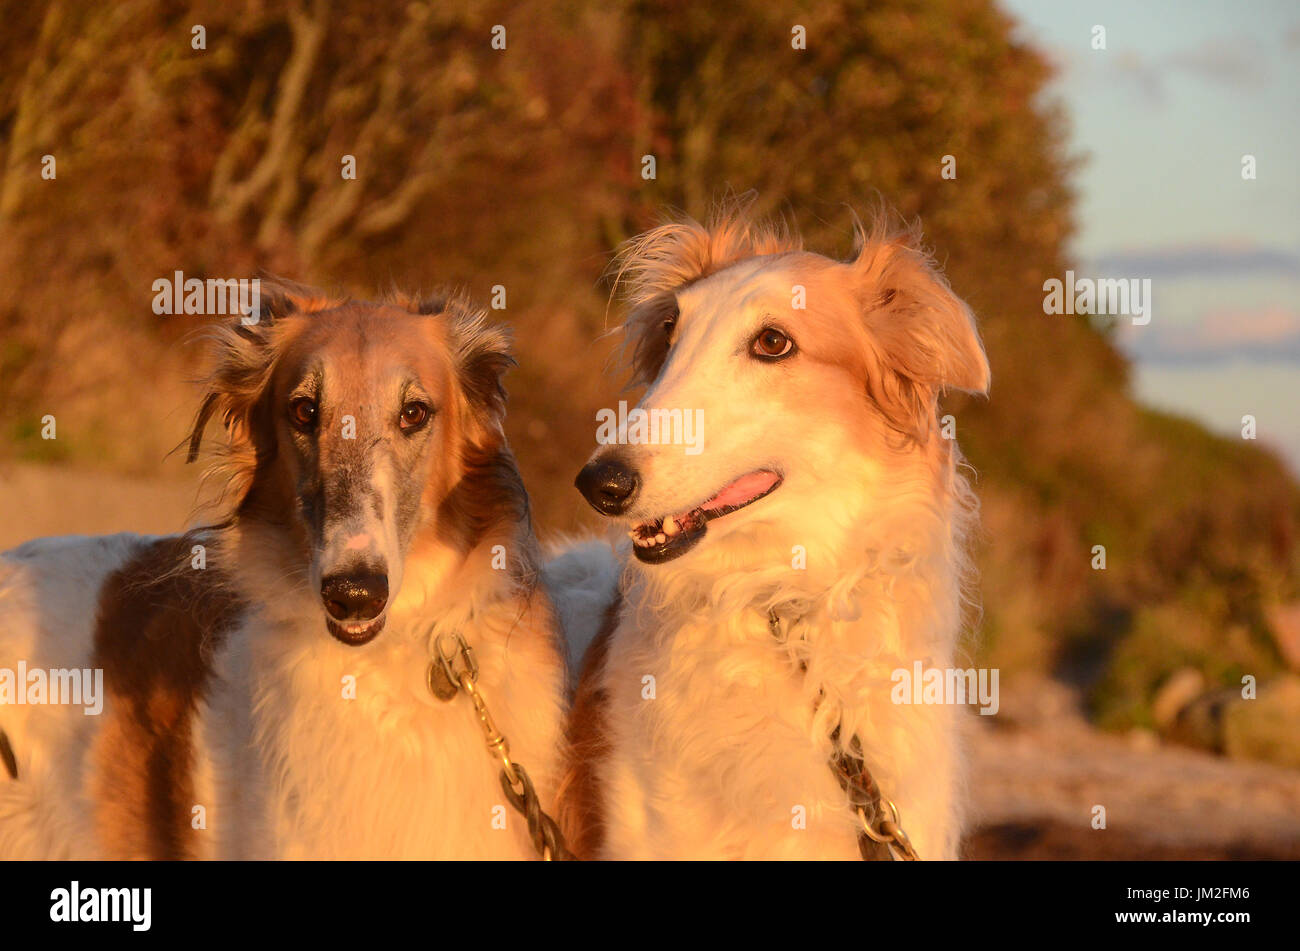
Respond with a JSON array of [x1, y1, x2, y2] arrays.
[[0, 283, 568, 859], [558, 205, 990, 859]]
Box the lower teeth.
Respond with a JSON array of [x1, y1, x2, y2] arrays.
[[630, 510, 703, 547]]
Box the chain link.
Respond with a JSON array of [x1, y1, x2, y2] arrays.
[[423, 614, 916, 863], [429, 631, 574, 861], [769, 609, 921, 861], [830, 729, 921, 861]]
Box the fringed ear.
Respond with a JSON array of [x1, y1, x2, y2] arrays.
[[252, 276, 344, 322], [851, 223, 989, 440], [432, 300, 531, 545], [186, 392, 221, 463], [447, 305, 516, 441], [611, 195, 801, 386], [622, 290, 681, 388], [184, 316, 280, 464]]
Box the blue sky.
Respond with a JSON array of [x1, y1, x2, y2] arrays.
[[1001, 0, 1300, 471]]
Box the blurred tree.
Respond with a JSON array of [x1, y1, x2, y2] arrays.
[[0, 0, 1295, 746]]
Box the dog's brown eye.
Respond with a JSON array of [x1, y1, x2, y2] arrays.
[[751, 327, 794, 360], [399, 401, 430, 431], [289, 397, 318, 431]]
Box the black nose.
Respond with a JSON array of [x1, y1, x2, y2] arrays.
[[321, 572, 389, 621], [575, 458, 640, 516]]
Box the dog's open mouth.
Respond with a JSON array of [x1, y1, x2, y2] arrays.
[[628, 470, 782, 564], [326, 614, 386, 646]]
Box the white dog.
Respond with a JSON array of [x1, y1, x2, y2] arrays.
[[557, 204, 990, 859]]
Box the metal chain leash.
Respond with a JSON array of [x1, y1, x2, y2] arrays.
[[428, 631, 574, 861], [0, 729, 17, 780], [830, 728, 921, 861], [421, 613, 914, 862], [768, 609, 921, 861]]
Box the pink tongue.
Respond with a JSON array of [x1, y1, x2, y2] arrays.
[[701, 471, 780, 512]]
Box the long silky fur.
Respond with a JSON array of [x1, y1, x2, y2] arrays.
[[564, 198, 989, 859]]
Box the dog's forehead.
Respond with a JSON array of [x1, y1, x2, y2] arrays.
[[280, 305, 454, 391], [677, 253, 843, 332], [681, 256, 782, 307]]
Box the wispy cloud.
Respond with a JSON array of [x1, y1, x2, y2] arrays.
[[1120, 305, 1300, 364], [1164, 36, 1270, 87], [1086, 244, 1300, 278], [1047, 35, 1273, 104]]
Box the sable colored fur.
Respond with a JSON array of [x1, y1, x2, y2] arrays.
[[0, 285, 569, 859]]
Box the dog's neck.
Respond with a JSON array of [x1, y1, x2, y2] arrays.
[[393, 522, 542, 648], [621, 503, 967, 723], [625, 448, 973, 666]]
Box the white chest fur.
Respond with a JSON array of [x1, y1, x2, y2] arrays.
[[596, 592, 965, 860], [195, 611, 565, 860]]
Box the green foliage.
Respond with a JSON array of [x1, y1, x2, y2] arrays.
[[1090, 597, 1282, 733]]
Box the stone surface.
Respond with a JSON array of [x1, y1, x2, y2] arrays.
[[966, 678, 1300, 859]]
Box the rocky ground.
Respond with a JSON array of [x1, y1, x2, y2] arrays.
[[5, 462, 1298, 861], [966, 677, 1300, 859]]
